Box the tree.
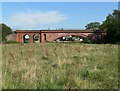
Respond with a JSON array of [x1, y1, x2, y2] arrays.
[[0, 23, 12, 42], [85, 22, 101, 30], [100, 10, 120, 43]]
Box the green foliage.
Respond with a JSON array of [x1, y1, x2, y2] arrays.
[[100, 10, 120, 43], [3, 41, 20, 44], [0, 23, 12, 42], [85, 22, 100, 30], [83, 37, 93, 43], [24, 39, 30, 43], [0, 34, 1, 42]]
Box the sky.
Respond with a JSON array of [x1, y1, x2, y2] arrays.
[[1, 0, 119, 2], [2, 2, 118, 30]]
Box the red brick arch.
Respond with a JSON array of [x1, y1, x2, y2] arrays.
[[15, 30, 106, 43], [44, 33, 90, 41], [52, 34, 87, 41]]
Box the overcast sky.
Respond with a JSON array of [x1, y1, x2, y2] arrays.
[[2, 2, 118, 30]]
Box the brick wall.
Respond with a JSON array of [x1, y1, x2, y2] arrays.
[[15, 30, 105, 43]]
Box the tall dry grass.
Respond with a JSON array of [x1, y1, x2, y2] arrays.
[[0, 44, 2, 90], [2, 43, 118, 89]]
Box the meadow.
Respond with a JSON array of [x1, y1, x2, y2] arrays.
[[2, 43, 118, 89]]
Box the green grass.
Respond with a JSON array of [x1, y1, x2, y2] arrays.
[[3, 41, 20, 44], [2, 43, 118, 89], [0, 44, 2, 90]]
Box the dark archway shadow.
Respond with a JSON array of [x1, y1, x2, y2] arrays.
[[33, 34, 39, 43], [54, 35, 92, 43], [23, 34, 30, 43], [44, 34, 46, 42]]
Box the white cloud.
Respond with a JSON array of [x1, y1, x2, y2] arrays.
[[5, 11, 67, 29]]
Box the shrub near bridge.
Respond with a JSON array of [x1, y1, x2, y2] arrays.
[[2, 43, 118, 89], [3, 41, 20, 44]]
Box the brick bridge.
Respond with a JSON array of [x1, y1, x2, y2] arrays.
[[15, 30, 106, 43]]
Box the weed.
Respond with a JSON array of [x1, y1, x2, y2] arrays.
[[42, 56, 48, 60]]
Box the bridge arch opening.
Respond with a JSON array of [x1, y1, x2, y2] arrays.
[[44, 34, 46, 41], [54, 35, 92, 43], [23, 34, 30, 43], [33, 34, 39, 43]]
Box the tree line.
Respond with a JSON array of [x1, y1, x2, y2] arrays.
[[0, 23, 12, 42], [85, 10, 120, 44], [0, 9, 120, 44]]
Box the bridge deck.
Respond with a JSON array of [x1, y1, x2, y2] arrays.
[[15, 30, 106, 33]]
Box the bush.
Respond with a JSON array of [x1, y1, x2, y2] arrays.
[[3, 41, 20, 44], [1, 23, 13, 42], [83, 38, 93, 44], [116, 42, 120, 44]]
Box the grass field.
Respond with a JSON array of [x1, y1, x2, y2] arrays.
[[2, 43, 118, 89]]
